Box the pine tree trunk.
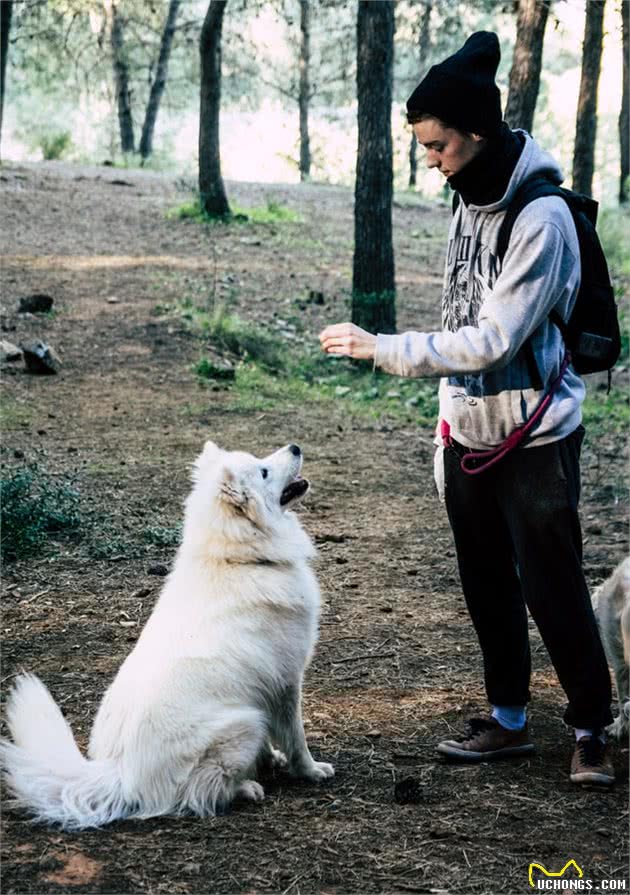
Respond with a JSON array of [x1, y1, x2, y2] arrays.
[[408, 0, 432, 188], [0, 1, 13, 160], [352, 0, 396, 336], [139, 0, 181, 161], [409, 132, 418, 188], [199, 0, 230, 218], [298, 0, 311, 182], [572, 0, 606, 198], [111, 3, 135, 154], [620, 0, 629, 204], [504, 0, 550, 133]]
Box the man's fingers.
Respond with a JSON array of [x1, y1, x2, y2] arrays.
[[319, 323, 352, 342]]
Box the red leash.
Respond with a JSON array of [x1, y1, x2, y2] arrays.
[[441, 353, 571, 476]]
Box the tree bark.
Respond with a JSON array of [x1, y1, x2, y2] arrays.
[[352, 0, 396, 335], [139, 0, 182, 161], [298, 0, 311, 181], [199, 0, 230, 217], [111, 3, 135, 154], [409, 0, 432, 188], [504, 0, 550, 133], [0, 0, 13, 159], [620, 0, 629, 204], [572, 0, 606, 197]]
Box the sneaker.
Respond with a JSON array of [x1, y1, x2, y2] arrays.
[[437, 716, 535, 762], [570, 735, 615, 786]]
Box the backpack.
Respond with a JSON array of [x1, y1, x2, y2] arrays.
[[452, 178, 621, 381]]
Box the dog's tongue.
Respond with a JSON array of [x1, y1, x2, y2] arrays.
[[280, 477, 309, 506]]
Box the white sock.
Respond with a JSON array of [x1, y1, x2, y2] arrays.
[[574, 728, 606, 743], [491, 705, 527, 731]]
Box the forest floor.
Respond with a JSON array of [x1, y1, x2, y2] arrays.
[[0, 160, 628, 895]]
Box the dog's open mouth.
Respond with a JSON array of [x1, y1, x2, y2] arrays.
[[280, 476, 309, 506]]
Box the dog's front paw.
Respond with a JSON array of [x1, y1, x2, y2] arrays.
[[236, 780, 265, 802], [606, 715, 629, 741], [269, 747, 288, 769], [304, 761, 335, 782]]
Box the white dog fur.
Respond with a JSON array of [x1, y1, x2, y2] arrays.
[[592, 557, 630, 739], [1, 441, 334, 829]]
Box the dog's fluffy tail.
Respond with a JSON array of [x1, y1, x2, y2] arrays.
[[1, 674, 127, 829]]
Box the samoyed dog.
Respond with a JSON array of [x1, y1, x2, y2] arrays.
[[592, 557, 630, 739], [1, 441, 334, 829]]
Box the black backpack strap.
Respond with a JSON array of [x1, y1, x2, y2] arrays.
[[496, 176, 564, 261], [496, 177, 567, 392]]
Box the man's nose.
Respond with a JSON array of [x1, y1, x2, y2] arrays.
[[426, 153, 440, 170]]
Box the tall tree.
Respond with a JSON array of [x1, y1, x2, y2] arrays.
[[408, 0, 433, 188], [504, 0, 550, 133], [110, 2, 135, 153], [139, 0, 182, 161], [620, 0, 629, 204], [352, 0, 396, 335], [298, 0, 310, 181], [199, 0, 230, 217], [0, 0, 13, 158], [572, 0, 606, 197]]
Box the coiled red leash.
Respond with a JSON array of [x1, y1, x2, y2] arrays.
[[441, 353, 571, 476]]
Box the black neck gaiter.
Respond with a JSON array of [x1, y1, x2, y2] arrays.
[[448, 123, 525, 207]]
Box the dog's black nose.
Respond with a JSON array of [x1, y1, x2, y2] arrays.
[[288, 444, 301, 457]]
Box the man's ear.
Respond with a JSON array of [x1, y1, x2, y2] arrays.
[[219, 467, 248, 510], [471, 133, 485, 144]]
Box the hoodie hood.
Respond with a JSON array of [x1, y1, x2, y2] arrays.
[[465, 130, 564, 213]]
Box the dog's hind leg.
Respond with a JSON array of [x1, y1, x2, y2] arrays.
[[607, 654, 630, 740], [179, 707, 267, 816], [270, 683, 334, 783]]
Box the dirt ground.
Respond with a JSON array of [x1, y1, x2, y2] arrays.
[[0, 161, 628, 895]]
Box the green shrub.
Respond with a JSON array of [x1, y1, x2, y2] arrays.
[[39, 131, 72, 161], [1, 464, 81, 561]]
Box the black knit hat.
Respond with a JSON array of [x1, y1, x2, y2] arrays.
[[406, 32, 502, 136]]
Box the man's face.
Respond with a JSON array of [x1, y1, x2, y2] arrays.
[[412, 118, 485, 179]]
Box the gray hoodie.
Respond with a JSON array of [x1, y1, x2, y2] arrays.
[[374, 132, 583, 450]]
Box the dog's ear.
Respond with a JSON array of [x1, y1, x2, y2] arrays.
[[202, 440, 221, 458], [219, 467, 249, 511], [192, 440, 222, 481]]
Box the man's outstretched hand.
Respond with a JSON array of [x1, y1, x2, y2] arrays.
[[319, 323, 377, 361]]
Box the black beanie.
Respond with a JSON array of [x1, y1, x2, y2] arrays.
[[406, 32, 502, 136]]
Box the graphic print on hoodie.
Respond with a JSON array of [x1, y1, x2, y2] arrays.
[[374, 130, 585, 450]]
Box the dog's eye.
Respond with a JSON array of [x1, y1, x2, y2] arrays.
[[261, 468, 268, 479]]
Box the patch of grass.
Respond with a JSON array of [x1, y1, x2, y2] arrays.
[[195, 305, 286, 373], [239, 199, 300, 224], [582, 384, 630, 435], [195, 357, 235, 381], [222, 350, 439, 425], [166, 197, 300, 226], [0, 400, 32, 430], [143, 524, 182, 547], [1, 463, 81, 561]]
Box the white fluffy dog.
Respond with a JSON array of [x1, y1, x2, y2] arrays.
[[592, 557, 630, 739], [1, 441, 334, 829]]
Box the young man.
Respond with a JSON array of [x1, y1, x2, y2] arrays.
[[319, 32, 615, 786]]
